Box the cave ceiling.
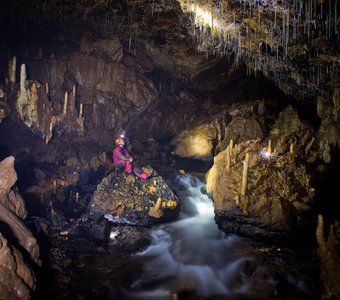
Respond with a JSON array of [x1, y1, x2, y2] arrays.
[[0, 0, 339, 103]]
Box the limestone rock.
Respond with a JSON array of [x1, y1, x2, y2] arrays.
[[171, 102, 264, 159], [206, 139, 315, 242], [0, 156, 17, 198], [80, 31, 123, 62], [89, 168, 180, 226], [0, 101, 10, 123], [0, 233, 35, 300], [269, 105, 316, 154], [172, 123, 218, 160], [316, 215, 340, 300], [0, 156, 40, 298]]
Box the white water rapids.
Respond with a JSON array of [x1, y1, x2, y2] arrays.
[[123, 173, 307, 299]]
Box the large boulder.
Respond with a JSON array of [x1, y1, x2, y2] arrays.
[[203, 104, 320, 243], [206, 137, 316, 243], [89, 168, 180, 227]]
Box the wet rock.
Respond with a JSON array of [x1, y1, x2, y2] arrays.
[[206, 138, 316, 243], [0, 156, 40, 298], [89, 168, 180, 227], [0, 157, 41, 265], [0, 233, 35, 300], [316, 215, 340, 299]]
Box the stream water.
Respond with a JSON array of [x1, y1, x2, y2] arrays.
[[122, 173, 317, 300], [60, 171, 318, 300]]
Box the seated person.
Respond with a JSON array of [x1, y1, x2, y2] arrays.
[[112, 137, 151, 179], [112, 137, 133, 173]]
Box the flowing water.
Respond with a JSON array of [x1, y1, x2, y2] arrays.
[[121, 173, 317, 300], [65, 172, 318, 300]]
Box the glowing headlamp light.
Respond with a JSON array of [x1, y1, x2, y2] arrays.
[[264, 151, 271, 158]]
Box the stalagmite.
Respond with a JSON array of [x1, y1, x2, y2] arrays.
[[72, 84, 76, 97], [8, 56, 16, 83], [79, 103, 83, 118], [16, 64, 28, 119], [45, 83, 49, 94], [171, 293, 178, 300], [75, 192, 79, 203], [148, 197, 164, 218], [20, 64, 26, 92], [229, 139, 234, 157], [305, 137, 315, 154], [45, 121, 53, 144], [268, 139, 272, 154], [226, 145, 231, 171], [316, 214, 325, 250], [290, 142, 294, 154], [63, 92, 68, 115], [241, 153, 250, 196]]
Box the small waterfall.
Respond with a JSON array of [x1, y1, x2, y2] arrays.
[[124, 173, 272, 299], [66, 172, 316, 299]]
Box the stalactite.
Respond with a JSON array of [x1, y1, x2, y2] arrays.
[[20, 64, 26, 92]]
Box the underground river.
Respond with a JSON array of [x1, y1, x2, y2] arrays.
[[39, 169, 319, 300]]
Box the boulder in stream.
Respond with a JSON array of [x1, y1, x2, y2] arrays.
[[89, 167, 180, 227]]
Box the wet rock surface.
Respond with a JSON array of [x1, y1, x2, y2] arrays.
[[90, 168, 180, 226], [0, 157, 40, 299]]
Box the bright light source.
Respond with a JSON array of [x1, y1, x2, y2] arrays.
[[110, 230, 119, 240], [264, 151, 271, 157], [191, 5, 213, 28]]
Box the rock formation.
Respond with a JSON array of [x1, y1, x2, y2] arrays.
[[90, 168, 180, 227], [0, 156, 40, 299], [0, 0, 338, 298], [316, 215, 340, 300]]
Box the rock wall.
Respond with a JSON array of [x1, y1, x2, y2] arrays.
[[0, 156, 40, 299]]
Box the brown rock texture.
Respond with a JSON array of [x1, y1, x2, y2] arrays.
[[0, 156, 41, 298], [316, 215, 340, 300], [90, 169, 180, 226], [0, 233, 34, 300]]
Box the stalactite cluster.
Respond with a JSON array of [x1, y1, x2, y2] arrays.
[[178, 0, 340, 99]]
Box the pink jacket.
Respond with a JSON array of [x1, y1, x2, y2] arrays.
[[113, 146, 132, 164]]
